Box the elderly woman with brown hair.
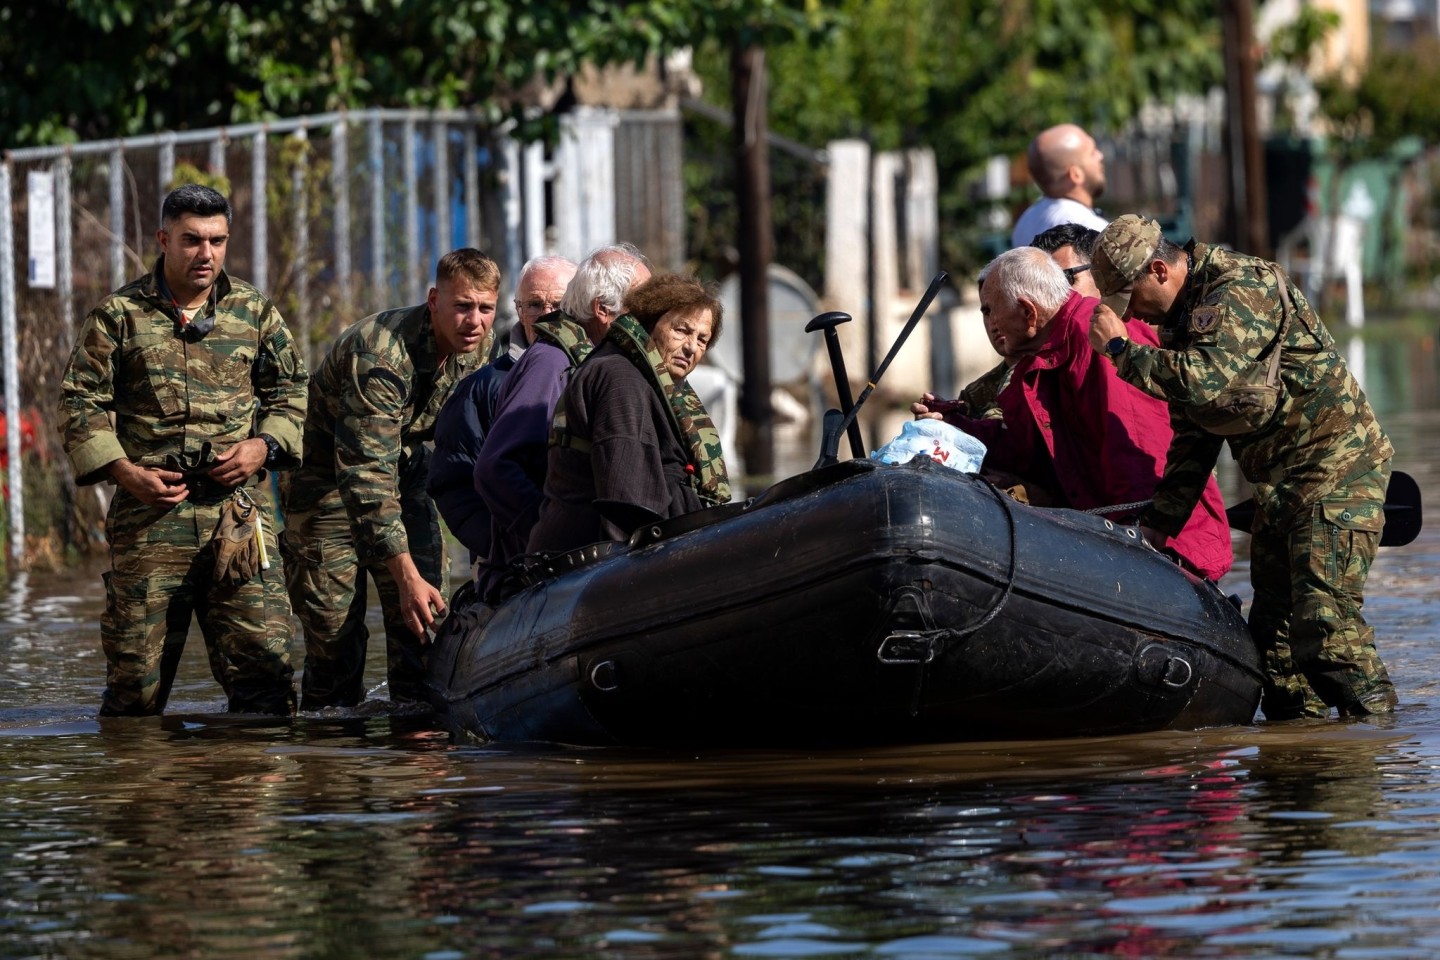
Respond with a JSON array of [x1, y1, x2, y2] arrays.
[[526, 274, 730, 557]]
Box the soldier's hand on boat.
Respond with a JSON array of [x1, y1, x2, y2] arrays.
[[1088, 303, 1128, 354], [207, 437, 268, 486], [1140, 524, 1169, 550], [108, 458, 189, 507], [388, 552, 447, 642], [912, 392, 963, 420]]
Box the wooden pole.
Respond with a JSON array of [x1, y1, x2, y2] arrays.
[[1221, 0, 1270, 257], [732, 40, 774, 478]]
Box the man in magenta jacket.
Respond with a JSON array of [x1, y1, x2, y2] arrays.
[[914, 246, 1233, 581]]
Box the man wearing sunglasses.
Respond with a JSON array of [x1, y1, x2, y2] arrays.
[[1086, 214, 1395, 721]]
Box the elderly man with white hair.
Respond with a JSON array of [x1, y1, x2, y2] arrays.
[[912, 246, 1232, 582], [472, 243, 651, 597]]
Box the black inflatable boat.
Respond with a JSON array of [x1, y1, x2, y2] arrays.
[[425, 457, 1263, 747]]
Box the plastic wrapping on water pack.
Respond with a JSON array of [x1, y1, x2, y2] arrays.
[[870, 419, 986, 474]]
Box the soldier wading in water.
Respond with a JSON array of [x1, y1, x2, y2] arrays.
[[59, 184, 309, 716], [1087, 214, 1396, 721]]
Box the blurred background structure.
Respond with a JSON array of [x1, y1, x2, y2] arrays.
[[4, 0, 1440, 572]]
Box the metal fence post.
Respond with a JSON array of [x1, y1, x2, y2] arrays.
[[56, 155, 74, 347], [109, 147, 125, 290], [403, 115, 421, 304], [332, 116, 352, 319], [368, 111, 385, 309], [432, 119, 450, 258], [0, 162, 22, 563], [463, 122, 480, 251], [252, 130, 268, 293], [291, 127, 310, 363]]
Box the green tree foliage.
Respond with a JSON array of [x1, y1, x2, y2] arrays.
[[0, 0, 821, 147], [1315, 38, 1440, 154], [689, 0, 1223, 272]]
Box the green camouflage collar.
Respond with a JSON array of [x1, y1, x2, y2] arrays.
[[606, 314, 731, 506], [530, 311, 594, 367]]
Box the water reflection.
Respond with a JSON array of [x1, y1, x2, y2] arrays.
[[3, 330, 1440, 958]]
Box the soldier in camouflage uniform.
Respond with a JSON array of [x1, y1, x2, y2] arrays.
[[281, 249, 497, 709], [58, 184, 308, 716], [1087, 214, 1396, 720]]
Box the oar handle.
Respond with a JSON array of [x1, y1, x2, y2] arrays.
[[803, 313, 866, 459], [836, 271, 949, 440]]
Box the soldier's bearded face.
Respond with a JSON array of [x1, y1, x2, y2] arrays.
[[158, 213, 229, 304], [429, 278, 498, 356]]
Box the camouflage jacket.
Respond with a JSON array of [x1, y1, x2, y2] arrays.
[[286, 303, 485, 560], [553, 313, 730, 506], [59, 259, 308, 487], [1114, 242, 1392, 532], [959, 362, 1012, 420]]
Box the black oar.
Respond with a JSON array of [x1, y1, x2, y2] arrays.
[[809, 272, 950, 470], [1224, 469, 1422, 547], [804, 311, 866, 459], [834, 271, 949, 443]]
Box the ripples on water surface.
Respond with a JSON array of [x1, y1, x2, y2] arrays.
[[4, 370, 1440, 958]]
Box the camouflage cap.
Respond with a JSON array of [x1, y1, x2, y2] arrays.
[[1092, 214, 1164, 297]]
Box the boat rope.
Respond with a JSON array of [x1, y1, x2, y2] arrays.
[[900, 478, 1020, 716], [1084, 498, 1152, 518]]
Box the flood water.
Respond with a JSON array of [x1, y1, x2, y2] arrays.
[[4, 333, 1440, 959]]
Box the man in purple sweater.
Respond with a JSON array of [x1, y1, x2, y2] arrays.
[[472, 243, 651, 598]]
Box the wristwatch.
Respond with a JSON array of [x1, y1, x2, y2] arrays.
[[1104, 335, 1130, 359], [258, 433, 281, 468]]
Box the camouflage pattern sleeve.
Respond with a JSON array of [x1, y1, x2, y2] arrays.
[[959, 362, 1012, 420], [1142, 415, 1226, 538], [335, 350, 412, 560], [58, 303, 129, 485], [253, 303, 308, 467], [1115, 269, 1280, 407]]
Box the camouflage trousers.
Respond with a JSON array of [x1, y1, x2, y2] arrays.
[[281, 486, 444, 710], [100, 485, 295, 717], [1249, 463, 1396, 720]]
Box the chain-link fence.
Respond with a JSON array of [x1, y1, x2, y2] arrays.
[[0, 104, 759, 571]]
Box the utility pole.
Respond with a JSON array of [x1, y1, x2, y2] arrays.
[[732, 39, 774, 480], [1221, 0, 1270, 257]]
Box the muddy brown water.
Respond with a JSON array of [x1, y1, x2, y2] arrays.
[[5, 337, 1440, 959]]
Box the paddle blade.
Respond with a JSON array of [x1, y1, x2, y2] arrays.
[[1224, 469, 1422, 548], [1380, 469, 1422, 547]]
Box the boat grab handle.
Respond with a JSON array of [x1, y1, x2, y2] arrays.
[[877, 631, 939, 665]]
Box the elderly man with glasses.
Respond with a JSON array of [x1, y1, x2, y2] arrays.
[[913, 244, 1233, 581], [429, 256, 577, 561]]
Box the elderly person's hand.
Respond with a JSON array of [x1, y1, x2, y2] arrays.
[[911, 392, 964, 420]]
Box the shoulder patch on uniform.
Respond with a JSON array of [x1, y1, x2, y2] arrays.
[[1190, 306, 1221, 335]]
